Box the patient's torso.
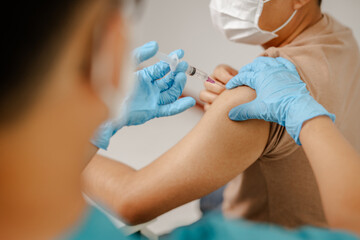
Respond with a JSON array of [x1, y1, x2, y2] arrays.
[[222, 14, 360, 228]]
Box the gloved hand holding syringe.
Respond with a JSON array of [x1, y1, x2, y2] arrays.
[[156, 52, 225, 88]]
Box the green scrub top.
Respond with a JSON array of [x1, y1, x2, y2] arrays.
[[61, 206, 359, 240]]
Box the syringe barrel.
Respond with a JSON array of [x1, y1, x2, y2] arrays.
[[186, 65, 209, 82], [186, 66, 197, 76]]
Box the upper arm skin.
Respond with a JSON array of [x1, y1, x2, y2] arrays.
[[92, 87, 270, 224]]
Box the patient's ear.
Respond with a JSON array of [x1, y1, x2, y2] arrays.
[[292, 0, 313, 10]]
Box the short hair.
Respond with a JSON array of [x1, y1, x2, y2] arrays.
[[0, 1, 87, 124], [319, 0, 322, 6]]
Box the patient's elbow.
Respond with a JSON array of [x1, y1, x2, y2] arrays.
[[116, 198, 154, 226]]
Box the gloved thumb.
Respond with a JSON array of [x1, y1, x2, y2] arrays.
[[228, 100, 261, 122], [226, 77, 243, 90], [226, 71, 255, 90], [157, 97, 196, 117], [133, 41, 159, 65]]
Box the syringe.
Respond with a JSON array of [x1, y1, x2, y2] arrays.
[[186, 65, 225, 88], [156, 52, 225, 88]]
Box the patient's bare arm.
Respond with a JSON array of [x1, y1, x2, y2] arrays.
[[82, 87, 270, 225]]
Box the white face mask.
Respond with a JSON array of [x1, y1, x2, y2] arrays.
[[209, 0, 298, 45], [91, 16, 135, 120], [91, 52, 134, 120]]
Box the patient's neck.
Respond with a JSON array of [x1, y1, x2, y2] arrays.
[[262, 6, 323, 49]]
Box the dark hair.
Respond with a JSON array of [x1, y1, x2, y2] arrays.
[[319, 0, 322, 6], [0, 2, 86, 124]]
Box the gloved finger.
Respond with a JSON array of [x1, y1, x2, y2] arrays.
[[169, 49, 185, 60], [254, 56, 279, 65], [154, 72, 175, 91], [142, 61, 171, 81], [276, 57, 297, 72], [143, 56, 187, 84], [238, 62, 254, 74], [204, 79, 226, 94], [174, 61, 188, 73], [155, 70, 178, 92], [253, 57, 292, 71], [211, 64, 238, 85], [133, 41, 159, 65], [158, 72, 187, 104], [156, 61, 188, 91], [238, 57, 276, 74], [155, 62, 188, 91], [157, 97, 196, 117], [228, 100, 262, 122], [91, 121, 115, 150], [200, 89, 218, 104], [170, 72, 187, 95], [226, 71, 256, 90], [239, 57, 278, 77], [250, 57, 280, 71]]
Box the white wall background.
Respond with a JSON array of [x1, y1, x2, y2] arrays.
[[100, 0, 360, 235]]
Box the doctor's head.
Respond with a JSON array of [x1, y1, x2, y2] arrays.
[[0, 0, 133, 230], [0, 0, 135, 161], [210, 0, 322, 48]]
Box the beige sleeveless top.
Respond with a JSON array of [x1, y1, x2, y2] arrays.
[[222, 14, 360, 228]]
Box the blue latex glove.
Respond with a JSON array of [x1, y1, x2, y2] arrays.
[[123, 46, 195, 126], [92, 41, 195, 150], [226, 57, 335, 145]]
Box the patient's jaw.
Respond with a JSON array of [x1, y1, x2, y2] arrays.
[[259, 0, 322, 49]]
